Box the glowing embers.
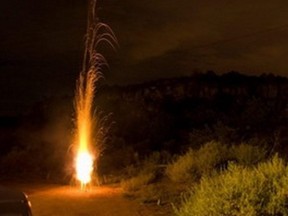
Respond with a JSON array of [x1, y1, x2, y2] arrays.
[[76, 151, 93, 187]]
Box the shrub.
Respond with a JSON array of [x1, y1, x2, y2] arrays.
[[166, 140, 268, 183], [166, 149, 197, 183], [231, 142, 267, 166], [175, 155, 288, 216], [166, 141, 229, 183], [196, 141, 230, 174]]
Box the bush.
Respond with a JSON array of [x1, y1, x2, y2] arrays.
[[166, 140, 268, 183], [196, 141, 230, 174], [166, 149, 197, 183], [166, 141, 229, 183], [175, 155, 288, 216], [231, 142, 267, 166]]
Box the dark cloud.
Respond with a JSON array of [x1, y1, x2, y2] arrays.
[[1, 0, 288, 114], [100, 0, 288, 81]]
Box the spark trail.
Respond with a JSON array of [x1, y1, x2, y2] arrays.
[[74, 0, 117, 189]]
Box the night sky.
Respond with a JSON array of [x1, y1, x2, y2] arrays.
[[1, 0, 288, 115]]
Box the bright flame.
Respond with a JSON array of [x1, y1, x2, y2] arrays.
[[76, 151, 93, 184], [74, 70, 96, 187]]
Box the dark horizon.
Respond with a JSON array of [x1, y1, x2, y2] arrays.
[[0, 70, 287, 117]]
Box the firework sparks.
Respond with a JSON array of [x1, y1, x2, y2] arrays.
[[73, 0, 117, 189]]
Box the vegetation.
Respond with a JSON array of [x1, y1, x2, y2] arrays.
[[230, 142, 267, 165], [165, 141, 228, 183], [175, 155, 288, 216], [166, 141, 266, 183], [118, 141, 269, 211]]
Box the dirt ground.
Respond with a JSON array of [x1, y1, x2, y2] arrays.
[[6, 184, 172, 216]]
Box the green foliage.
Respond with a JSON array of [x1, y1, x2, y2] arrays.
[[166, 140, 267, 183], [166, 141, 229, 183], [175, 155, 288, 216]]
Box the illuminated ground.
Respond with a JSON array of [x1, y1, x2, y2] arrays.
[[13, 184, 168, 216]]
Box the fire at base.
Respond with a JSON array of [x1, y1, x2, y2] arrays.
[[74, 69, 97, 189], [75, 151, 93, 185]]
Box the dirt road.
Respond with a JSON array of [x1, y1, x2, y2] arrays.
[[19, 185, 169, 216]]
